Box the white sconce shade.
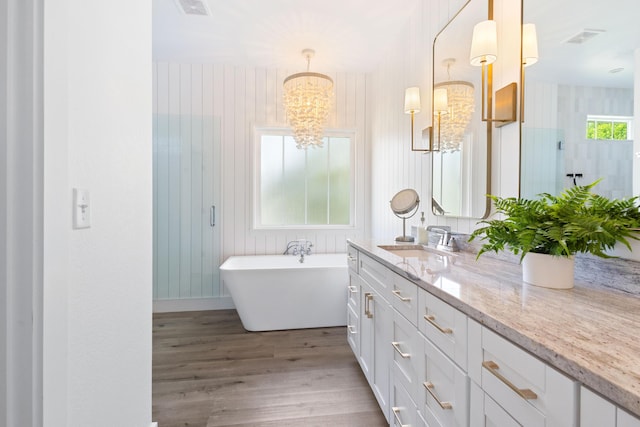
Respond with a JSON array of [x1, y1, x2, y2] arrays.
[[433, 88, 448, 113], [470, 20, 498, 66], [404, 87, 421, 113], [522, 23, 539, 66]]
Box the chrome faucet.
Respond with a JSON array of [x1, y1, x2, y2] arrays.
[[426, 225, 459, 252], [283, 239, 314, 262]]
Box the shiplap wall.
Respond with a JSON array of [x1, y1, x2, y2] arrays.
[[370, 0, 521, 238], [153, 63, 371, 301]]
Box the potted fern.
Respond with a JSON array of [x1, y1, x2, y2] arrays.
[[469, 181, 640, 289]]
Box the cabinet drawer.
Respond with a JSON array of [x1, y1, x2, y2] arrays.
[[347, 270, 360, 312], [392, 310, 421, 400], [419, 334, 468, 427], [347, 304, 359, 356], [418, 289, 467, 370], [347, 245, 359, 273], [360, 253, 390, 301], [391, 380, 417, 427], [470, 381, 520, 427], [390, 272, 419, 326], [473, 326, 577, 426]]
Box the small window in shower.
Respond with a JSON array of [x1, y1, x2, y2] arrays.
[[254, 129, 354, 229], [586, 115, 633, 141]]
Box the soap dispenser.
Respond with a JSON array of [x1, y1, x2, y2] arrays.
[[418, 212, 429, 244]]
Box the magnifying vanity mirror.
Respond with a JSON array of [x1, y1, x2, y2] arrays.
[[390, 188, 420, 242], [431, 0, 492, 219], [520, 0, 639, 199]]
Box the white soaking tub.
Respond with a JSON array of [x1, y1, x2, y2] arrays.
[[219, 253, 348, 331]]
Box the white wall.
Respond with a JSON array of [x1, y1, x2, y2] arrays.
[[153, 63, 371, 300], [370, 0, 522, 239], [43, 0, 152, 426]]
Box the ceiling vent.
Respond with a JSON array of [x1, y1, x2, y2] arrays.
[[564, 29, 605, 44], [173, 0, 211, 16]]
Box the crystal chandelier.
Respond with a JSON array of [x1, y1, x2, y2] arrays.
[[434, 81, 475, 152], [283, 49, 334, 149]]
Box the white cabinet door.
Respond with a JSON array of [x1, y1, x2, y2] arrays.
[[347, 303, 359, 356], [359, 280, 374, 382], [581, 386, 616, 427], [470, 381, 520, 427], [618, 408, 640, 427], [358, 277, 392, 423], [371, 287, 392, 421]]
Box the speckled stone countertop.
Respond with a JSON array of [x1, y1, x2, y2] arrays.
[[348, 239, 640, 417]]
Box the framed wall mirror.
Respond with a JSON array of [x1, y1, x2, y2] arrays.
[[521, 0, 639, 200], [431, 0, 491, 219]]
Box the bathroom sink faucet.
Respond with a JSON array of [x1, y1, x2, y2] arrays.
[[426, 226, 459, 252]]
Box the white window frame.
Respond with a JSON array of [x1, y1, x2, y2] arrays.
[[586, 115, 634, 140], [252, 127, 356, 230]]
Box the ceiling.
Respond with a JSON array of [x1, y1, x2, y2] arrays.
[[153, 0, 640, 88], [152, 0, 420, 72]]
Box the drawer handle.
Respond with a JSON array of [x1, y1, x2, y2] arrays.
[[482, 361, 538, 400], [391, 407, 409, 427], [423, 381, 453, 410], [347, 325, 357, 334], [391, 341, 411, 359], [348, 285, 358, 294], [364, 293, 373, 318], [392, 289, 411, 302], [347, 255, 356, 262], [424, 314, 453, 334]]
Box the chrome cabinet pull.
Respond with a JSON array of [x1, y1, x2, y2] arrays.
[[482, 360, 538, 400], [423, 381, 453, 410], [210, 205, 215, 227], [391, 407, 409, 427], [348, 285, 358, 294], [347, 325, 357, 334], [391, 341, 411, 359], [392, 289, 411, 302], [424, 314, 452, 334], [347, 255, 356, 261], [364, 292, 373, 318]]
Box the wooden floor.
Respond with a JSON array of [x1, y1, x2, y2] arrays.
[[153, 310, 387, 427]]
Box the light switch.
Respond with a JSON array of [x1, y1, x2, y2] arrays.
[[73, 188, 91, 229]]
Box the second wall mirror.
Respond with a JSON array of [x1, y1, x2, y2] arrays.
[[431, 0, 491, 219]]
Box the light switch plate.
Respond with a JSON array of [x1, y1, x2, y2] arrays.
[[73, 188, 91, 229]]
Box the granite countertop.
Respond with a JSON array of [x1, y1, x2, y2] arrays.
[[348, 239, 640, 417]]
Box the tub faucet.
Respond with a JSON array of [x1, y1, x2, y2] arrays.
[[284, 239, 313, 262]]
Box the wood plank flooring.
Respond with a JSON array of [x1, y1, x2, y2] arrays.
[[153, 310, 387, 427]]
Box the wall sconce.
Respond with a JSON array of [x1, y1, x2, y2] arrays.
[[521, 23, 539, 122], [432, 87, 448, 152], [470, 19, 517, 127], [404, 86, 422, 151]]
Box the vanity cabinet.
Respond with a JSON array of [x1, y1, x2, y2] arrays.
[[580, 386, 640, 427], [355, 252, 392, 422], [468, 319, 578, 426]]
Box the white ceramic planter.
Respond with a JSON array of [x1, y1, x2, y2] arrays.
[[522, 253, 575, 289]]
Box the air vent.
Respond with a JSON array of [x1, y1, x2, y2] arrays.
[[564, 29, 605, 44], [173, 0, 210, 16]]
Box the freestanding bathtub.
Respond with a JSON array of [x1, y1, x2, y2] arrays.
[[219, 253, 348, 331]]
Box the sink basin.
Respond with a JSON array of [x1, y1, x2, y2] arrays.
[[377, 244, 456, 259]]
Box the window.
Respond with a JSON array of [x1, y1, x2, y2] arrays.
[[255, 130, 354, 228], [586, 115, 633, 140]]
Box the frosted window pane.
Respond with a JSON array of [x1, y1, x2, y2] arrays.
[[307, 140, 329, 224], [260, 136, 283, 225], [283, 137, 306, 224], [329, 137, 351, 224]]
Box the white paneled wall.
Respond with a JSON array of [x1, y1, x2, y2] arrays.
[[153, 63, 371, 301], [370, 0, 520, 238]]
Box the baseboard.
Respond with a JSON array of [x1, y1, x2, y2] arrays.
[[150, 423, 158, 427], [153, 296, 235, 313]]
